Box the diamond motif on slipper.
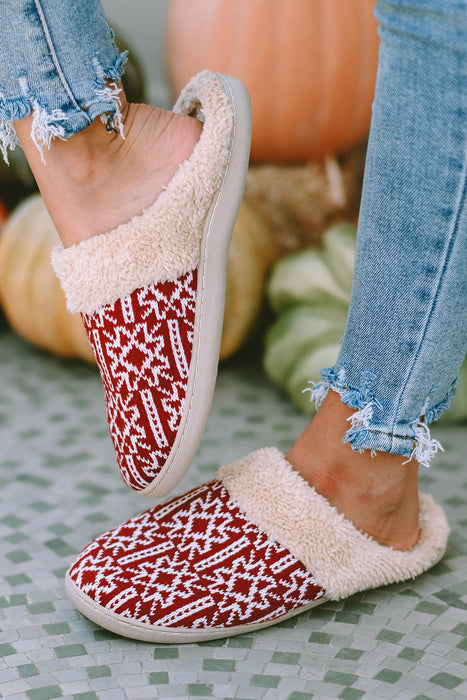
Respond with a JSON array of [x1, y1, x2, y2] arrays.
[[81, 271, 197, 491], [65, 448, 450, 643], [52, 71, 252, 496]]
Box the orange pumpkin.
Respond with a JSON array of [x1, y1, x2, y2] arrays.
[[166, 0, 379, 162]]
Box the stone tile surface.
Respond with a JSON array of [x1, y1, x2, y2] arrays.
[[0, 329, 466, 699]]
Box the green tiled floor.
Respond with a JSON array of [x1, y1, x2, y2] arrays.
[[1, 328, 466, 700]]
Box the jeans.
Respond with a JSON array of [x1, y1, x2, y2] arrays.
[[0, 0, 466, 465], [312, 0, 467, 466], [0, 0, 126, 161]]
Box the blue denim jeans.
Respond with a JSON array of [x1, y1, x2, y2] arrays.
[[312, 0, 467, 466], [0, 0, 126, 161], [0, 0, 465, 466]]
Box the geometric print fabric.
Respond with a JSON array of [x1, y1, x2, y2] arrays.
[[68, 480, 325, 629], [82, 270, 197, 491]]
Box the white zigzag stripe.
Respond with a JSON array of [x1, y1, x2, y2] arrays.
[[195, 532, 257, 571], [123, 454, 151, 490], [117, 541, 174, 567], [244, 604, 288, 624], [106, 584, 141, 611], [167, 319, 189, 379], [91, 329, 113, 387], [121, 295, 134, 324], [141, 388, 169, 448], [155, 594, 216, 627], [156, 484, 209, 518]]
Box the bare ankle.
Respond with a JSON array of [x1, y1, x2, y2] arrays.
[[14, 93, 203, 247], [287, 391, 421, 550]]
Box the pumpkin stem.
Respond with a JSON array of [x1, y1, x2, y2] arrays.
[[324, 157, 346, 208]]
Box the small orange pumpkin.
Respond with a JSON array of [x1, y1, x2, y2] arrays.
[[166, 0, 379, 162]]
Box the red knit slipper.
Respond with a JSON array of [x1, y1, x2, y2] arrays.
[[52, 71, 252, 497], [65, 447, 449, 643]]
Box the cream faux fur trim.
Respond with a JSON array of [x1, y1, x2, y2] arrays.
[[51, 71, 234, 314], [217, 447, 450, 601]]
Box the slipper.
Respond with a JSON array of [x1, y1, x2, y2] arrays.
[[52, 71, 252, 497], [65, 447, 449, 643]]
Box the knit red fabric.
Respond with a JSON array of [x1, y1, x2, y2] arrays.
[[68, 480, 324, 629], [82, 270, 197, 491]]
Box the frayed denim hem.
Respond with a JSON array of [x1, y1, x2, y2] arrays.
[[304, 365, 456, 468], [0, 50, 128, 164]]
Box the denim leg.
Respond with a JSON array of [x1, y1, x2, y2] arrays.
[[312, 0, 467, 466], [0, 0, 126, 161]]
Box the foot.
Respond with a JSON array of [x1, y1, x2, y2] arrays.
[[286, 390, 421, 551], [14, 87, 203, 247], [51, 71, 253, 498], [64, 445, 448, 642]]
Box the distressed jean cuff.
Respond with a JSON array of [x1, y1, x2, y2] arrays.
[[306, 365, 454, 468]]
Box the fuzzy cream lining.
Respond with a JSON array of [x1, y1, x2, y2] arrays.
[[51, 71, 234, 314], [217, 447, 450, 601]]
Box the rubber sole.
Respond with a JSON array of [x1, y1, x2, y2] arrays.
[[66, 573, 328, 643], [139, 74, 252, 498]]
